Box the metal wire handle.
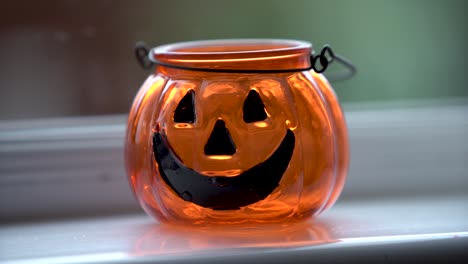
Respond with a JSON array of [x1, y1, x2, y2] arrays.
[[135, 42, 153, 70], [135, 42, 356, 82], [311, 45, 357, 82]]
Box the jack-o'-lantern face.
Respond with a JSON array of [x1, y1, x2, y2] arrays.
[[153, 79, 297, 210]]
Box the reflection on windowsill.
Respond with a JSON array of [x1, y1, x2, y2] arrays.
[[131, 219, 336, 257]]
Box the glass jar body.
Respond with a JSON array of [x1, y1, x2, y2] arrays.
[[125, 66, 348, 226]]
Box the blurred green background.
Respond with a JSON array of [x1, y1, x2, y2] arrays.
[[1, 0, 467, 119]]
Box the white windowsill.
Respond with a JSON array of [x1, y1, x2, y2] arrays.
[[1, 195, 467, 263], [0, 98, 467, 263]]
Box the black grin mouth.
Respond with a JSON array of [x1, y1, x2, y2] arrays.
[[153, 130, 295, 210]]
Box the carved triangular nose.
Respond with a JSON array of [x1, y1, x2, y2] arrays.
[[204, 120, 236, 155]]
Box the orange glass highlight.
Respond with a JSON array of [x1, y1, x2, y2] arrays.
[[125, 39, 348, 225]]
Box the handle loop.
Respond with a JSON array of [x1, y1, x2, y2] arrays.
[[311, 45, 356, 81], [135, 42, 153, 70]]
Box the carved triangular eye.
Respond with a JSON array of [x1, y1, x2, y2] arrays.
[[243, 90, 267, 123], [174, 90, 195, 123]]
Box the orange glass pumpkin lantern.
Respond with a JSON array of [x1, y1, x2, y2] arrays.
[[126, 39, 353, 225]]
